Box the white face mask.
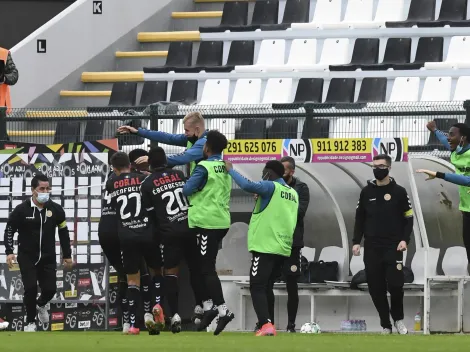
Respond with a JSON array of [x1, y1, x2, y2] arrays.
[[36, 192, 50, 204]]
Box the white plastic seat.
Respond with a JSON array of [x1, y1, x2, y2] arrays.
[[349, 249, 365, 276], [331, 118, 362, 138], [208, 118, 236, 139], [235, 39, 285, 73], [294, 38, 349, 72], [264, 39, 317, 72], [230, 79, 262, 104], [302, 247, 316, 262], [421, 77, 452, 101], [366, 118, 394, 138], [408, 247, 440, 286], [399, 118, 429, 146], [262, 78, 293, 104], [350, 0, 405, 29], [389, 77, 420, 102], [199, 79, 230, 105], [318, 246, 346, 281], [425, 36, 470, 70], [291, 0, 341, 29], [442, 246, 469, 276], [323, 0, 374, 29], [454, 76, 470, 100]]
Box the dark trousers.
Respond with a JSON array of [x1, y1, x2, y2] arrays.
[[249, 252, 284, 326], [364, 245, 404, 329], [462, 212, 470, 263], [196, 228, 228, 306], [18, 255, 56, 323]]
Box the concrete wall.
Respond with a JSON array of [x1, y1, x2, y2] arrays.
[[10, 0, 194, 108]]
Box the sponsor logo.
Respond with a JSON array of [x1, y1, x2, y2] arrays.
[[57, 270, 64, 278], [51, 323, 64, 331], [372, 138, 405, 162], [108, 318, 118, 326], [65, 303, 77, 309], [56, 281, 63, 289], [290, 265, 298, 273], [282, 139, 312, 163], [78, 320, 91, 329], [52, 312, 64, 321], [78, 278, 91, 287], [109, 276, 118, 284], [109, 266, 117, 273], [79, 269, 89, 276], [65, 290, 77, 298], [79, 311, 91, 318], [109, 308, 117, 315], [11, 305, 23, 313]]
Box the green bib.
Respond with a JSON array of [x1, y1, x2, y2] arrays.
[[186, 135, 207, 175], [188, 160, 231, 229], [247, 182, 298, 257], [451, 149, 470, 212]]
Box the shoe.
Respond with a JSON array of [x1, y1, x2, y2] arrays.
[[255, 322, 276, 336], [382, 328, 392, 334], [144, 312, 158, 335], [0, 318, 9, 331], [254, 322, 261, 332], [171, 314, 182, 334], [152, 304, 165, 331], [192, 305, 204, 327], [197, 306, 218, 332], [129, 326, 140, 335], [214, 310, 235, 336], [36, 305, 49, 324], [394, 320, 408, 335], [24, 322, 37, 332], [286, 323, 296, 333], [122, 323, 131, 334]]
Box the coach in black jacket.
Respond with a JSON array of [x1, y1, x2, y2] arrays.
[[281, 156, 310, 332], [4, 174, 72, 332]]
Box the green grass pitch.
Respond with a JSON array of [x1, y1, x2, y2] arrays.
[[2, 332, 470, 352]]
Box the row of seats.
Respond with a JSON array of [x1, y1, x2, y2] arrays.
[[109, 75, 470, 107], [202, 0, 470, 33]]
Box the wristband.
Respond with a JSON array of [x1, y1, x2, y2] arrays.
[[436, 172, 445, 179]]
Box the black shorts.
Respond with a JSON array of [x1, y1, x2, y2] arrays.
[[282, 247, 302, 277], [121, 236, 162, 275], [99, 231, 124, 274], [162, 231, 199, 270]]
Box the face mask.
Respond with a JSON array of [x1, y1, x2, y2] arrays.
[[187, 134, 198, 144], [262, 171, 270, 180], [36, 192, 50, 204], [456, 137, 465, 153], [373, 168, 389, 181]]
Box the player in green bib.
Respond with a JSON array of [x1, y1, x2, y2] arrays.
[[225, 160, 299, 336], [417, 122, 470, 262], [182, 130, 234, 335]]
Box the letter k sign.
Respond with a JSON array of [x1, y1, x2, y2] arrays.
[[93, 1, 102, 14]]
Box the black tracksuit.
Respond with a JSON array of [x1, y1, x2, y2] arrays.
[[353, 178, 413, 330], [4, 198, 71, 323]]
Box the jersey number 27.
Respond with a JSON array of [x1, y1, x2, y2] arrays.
[[117, 192, 141, 219]]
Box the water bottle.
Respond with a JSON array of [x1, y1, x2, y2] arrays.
[[352, 320, 357, 331], [345, 320, 351, 332], [414, 312, 421, 331]]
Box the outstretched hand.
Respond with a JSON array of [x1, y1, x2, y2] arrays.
[[416, 169, 437, 181], [117, 125, 137, 134]]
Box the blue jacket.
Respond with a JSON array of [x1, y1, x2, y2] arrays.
[[228, 169, 287, 212], [435, 130, 470, 186], [182, 154, 223, 196], [137, 128, 208, 167]]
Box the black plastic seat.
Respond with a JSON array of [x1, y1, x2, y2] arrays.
[[356, 78, 387, 103], [428, 118, 458, 148], [294, 78, 324, 103], [108, 82, 137, 107], [359, 38, 411, 71], [205, 40, 254, 73], [143, 42, 193, 74], [301, 118, 330, 138], [393, 37, 443, 70], [231, 0, 279, 32], [261, 0, 310, 31], [417, 0, 467, 27], [199, 2, 248, 33], [84, 120, 105, 141], [139, 81, 168, 106], [325, 78, 356, 103], [54, 122, 81, 143], [169, 80, 198, 104], [173, 41, 223, 73], [386, 0, 436, 28], [267, 119, 298, 139], [236, 119, 267, 139], [329, 38, 379, 71]]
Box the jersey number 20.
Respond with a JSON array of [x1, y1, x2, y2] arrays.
[[162, 188, 189, 215]]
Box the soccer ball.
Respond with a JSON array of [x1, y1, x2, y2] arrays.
[[300, 322, 321, 334]]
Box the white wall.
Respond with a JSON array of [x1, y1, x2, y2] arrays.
[[10, 0, 178, 108]]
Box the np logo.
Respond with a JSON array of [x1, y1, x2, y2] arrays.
[[372, 138, 406, 162], [282, 139, 312, 163]]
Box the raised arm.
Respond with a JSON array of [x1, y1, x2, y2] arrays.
[[137, 128, 188, 147], [183, 165, 208, 197], [167, 138, 204, 167], [427, 120, 451, 150], [228, 169, 274, 198]]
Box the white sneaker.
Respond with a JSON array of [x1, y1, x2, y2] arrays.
[[394, 320, 408, 335], [0, 321, 9, 330], [144, 312, 157, 333], [171, 313, 182, 334], [122, 323, 131, 334], [382, 328, 392, 334], [24, 322, 37, 332], [36, 305, 49, 324]]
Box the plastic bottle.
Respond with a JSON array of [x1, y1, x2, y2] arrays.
[[414, 312, 421, 331], [345, 320, 351, 332]]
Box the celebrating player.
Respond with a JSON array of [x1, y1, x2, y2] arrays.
[[141, 147, 209, 333], [106, 152, 164, 335], [183, 130, 235, 335], [225, 160, 299, 336]]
